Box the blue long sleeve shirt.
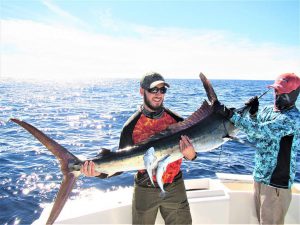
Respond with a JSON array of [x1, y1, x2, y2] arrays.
[[231, 105, 300, 189]]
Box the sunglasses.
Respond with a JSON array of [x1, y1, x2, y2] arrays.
[[147, 86, 167, 94]]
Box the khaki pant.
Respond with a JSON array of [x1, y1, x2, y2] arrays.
[[132, 175, 192, 225], [254, 181, 291, 225]]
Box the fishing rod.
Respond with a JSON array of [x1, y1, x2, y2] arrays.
[[237, 88, 272, 115], [257, 88, 272, 100]]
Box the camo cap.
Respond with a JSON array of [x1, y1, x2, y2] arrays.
[[268, 73, 300, 94], [140, 72, 170, 90]]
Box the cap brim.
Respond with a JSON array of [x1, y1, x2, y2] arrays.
[[267, 83, 291, 94], [149, 81, 170, 89]]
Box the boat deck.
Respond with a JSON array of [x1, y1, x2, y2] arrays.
[[33, 173, 300, 224]]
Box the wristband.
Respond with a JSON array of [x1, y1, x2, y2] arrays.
[[191, 152, 197, 161]]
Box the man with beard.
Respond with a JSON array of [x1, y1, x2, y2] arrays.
[[82, 72, 196, 224], [215, 73, 300, 225]]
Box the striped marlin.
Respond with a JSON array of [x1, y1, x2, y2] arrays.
[[11, 73, 240, 224]]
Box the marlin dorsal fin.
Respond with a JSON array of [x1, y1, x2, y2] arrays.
[[166, 73, 217, 134], [199, 72, 218, 104], [167, 100, 213, 133]]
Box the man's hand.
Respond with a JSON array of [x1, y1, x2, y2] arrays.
[[213, 101, 234, 119], [179, 135, 197, 161], [245, 96, 259, 116], [81, 161, 101, 177]]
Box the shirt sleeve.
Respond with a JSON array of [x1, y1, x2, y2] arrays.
[[118, 127, 134, 149], [230, 108, 295, 141], [118, 110, 141, 149]]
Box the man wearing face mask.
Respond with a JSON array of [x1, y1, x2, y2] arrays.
[[215, 73, 300, 225]]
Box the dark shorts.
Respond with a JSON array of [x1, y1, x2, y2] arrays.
[[132, 171, 192, 225]]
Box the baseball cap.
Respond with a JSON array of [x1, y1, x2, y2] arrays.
[[140, 72, 170, 89], [268, 73, 300, 94]]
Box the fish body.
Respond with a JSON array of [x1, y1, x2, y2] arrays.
[[80, 103, 238, 176], [11, 73, 240, 224]]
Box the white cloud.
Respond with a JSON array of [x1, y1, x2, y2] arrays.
[[41, 0, 85, 26], [1, 19, 299, 81]]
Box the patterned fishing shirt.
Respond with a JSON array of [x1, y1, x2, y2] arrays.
[[119, 107, 184, 184], [231, 105, 300, 189]]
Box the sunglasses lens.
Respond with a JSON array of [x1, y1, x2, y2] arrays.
[[148, 87, 167, 94], [160, 87, 167, 94]]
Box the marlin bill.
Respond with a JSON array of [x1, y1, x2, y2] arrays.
[[11, 73, 240, 225]]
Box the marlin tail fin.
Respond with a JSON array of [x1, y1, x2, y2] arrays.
[[11, 118, 82, 225]]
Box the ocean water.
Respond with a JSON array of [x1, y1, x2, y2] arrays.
[[0, 78, 299, 225]]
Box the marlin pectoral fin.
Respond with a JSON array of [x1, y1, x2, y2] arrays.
[[46, 172, 78, 225], [143, 147, 157, 186]]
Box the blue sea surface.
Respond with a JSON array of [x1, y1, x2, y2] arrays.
[[0, 78, 299, 224]]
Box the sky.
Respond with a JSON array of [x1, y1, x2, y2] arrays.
[[1, 0, 299, 80]]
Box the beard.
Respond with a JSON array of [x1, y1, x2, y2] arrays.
[[143, 92, 163, 111]]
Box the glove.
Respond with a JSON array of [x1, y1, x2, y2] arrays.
[[213, 101, 234, 119], [245, 96, 259, 116]]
